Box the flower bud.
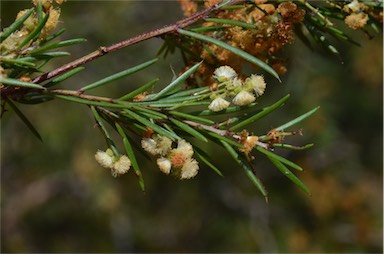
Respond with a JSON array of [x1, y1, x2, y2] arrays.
[[208, 97, 230, 112], [179, 159, 199, 179], [141, 138, 158, 155], [213, 66, 237, 82], [244, 74, 266, 96], [232, 91, 256, 106], [112, 155, 131, 177], [95, 149, 115, 169]]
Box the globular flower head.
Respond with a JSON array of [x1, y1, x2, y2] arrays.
[[141, 135, 172, 156], [169, 139, 194, 168], [95, 149, 115, 169], [213, 66, 237, 82], [244, 74, 266, 96], [141, 138, 158, 155], [154, 135, 172, 154], [345, 13, 368, 30], [95, 149, 131, 177], [179, 158, 199, 179], [232, 90, 256, 106], [0, 30, 29, 52], [208, 97, 230, 112], [176, 139, 194, 158], [112, 155, 131, 177]]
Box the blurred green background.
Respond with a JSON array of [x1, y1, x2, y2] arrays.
[[1, 1, 382, 253]]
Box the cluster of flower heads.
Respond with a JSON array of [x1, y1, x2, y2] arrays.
[[178, 1, 306, 82], [95, 149, 131, 177], [141, 135, 199, 180], [178, 0, 382, 85], [343, 0, 371, 30], [208, 66, 266, 112], [1, 0, 63, 80]]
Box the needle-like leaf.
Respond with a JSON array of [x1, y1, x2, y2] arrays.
[[6, 98, 42, 142], [267, 155, 311, 195], [194, 148, 223, 177], [80, 58, 158, 92], [46, 67, 85, 87], [1, 78, 46, 90], [221, 140, 268, 198], [169, 111, 215, 125], [40, 28, 66, 44], [0, 8, 34, 42], [91, 106, 119, 156], [53, 95, 129, 109], [256, 146, 303, 171], [205, 131, 243, 149], [275, 106, 320, 131], [205, 18, 258, 29], [119, 78, 159, 101], [230, 94, 290, 131], [17, 12, 50, 50], [169, 118, 208, 142], [190, 26, 226, 33], [129, 105, 168, 119], [33, 52, 70, 58], [124, 109, 179, 141], [272, 143, 314, 150], [0, 57, 36, 68], [116, 123, 145, 191], [29, 38, 87, 55], [151, 61, 203, 100]]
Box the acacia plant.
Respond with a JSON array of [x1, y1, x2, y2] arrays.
[[1, 0, 382, 201]]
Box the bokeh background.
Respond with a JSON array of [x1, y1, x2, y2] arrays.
[[1, 1, 382, 253]]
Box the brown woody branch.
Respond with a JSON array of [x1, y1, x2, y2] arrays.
[[1, 0, 244, 99]]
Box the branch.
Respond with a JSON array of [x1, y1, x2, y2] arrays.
[[32, 0, 244, 85], [1, 0, 244, 99]]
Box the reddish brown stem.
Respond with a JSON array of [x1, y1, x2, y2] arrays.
[[1, 0, 244, 99], [31, 1, 239, 84], [48, 89, 116, 103]]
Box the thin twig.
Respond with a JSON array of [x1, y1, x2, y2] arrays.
[[32, 0, 243, 85], [183, 119, 228, 136], [48, 89, 116, 103], [1, 0, 244, 99]]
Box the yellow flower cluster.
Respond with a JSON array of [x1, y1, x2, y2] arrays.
[[343, 0, 369, 30], [95, 149, 131, 177], [141, 135, 199, 180], [1, 0, 62, 54], [208, 66, 266, 112], [178, 1, 306, 84]]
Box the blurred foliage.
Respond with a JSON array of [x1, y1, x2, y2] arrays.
[[1, 1, 383, 253]]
